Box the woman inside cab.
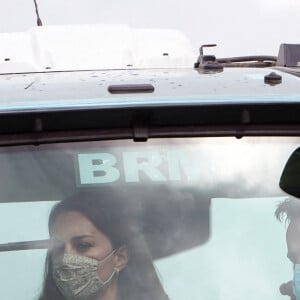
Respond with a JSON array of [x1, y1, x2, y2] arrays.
[[39, 190, 169, 300]]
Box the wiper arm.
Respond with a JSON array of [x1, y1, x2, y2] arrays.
[[195, 44, 278, 69], [0, 239, 49, 252]]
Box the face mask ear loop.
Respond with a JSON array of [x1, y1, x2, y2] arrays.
[[97, 249, 118, 285], [101, 269, 117, 286], [98, 249, 117, 266]]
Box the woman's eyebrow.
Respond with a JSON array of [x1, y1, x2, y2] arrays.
[[71, 235, 94, 242]]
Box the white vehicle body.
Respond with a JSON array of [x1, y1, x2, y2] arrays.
[[0, 24, 195, 74]]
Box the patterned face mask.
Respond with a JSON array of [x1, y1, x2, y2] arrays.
[[52, 250, 116, 300]]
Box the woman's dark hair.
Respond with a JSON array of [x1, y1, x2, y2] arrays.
[[39, 189, 169, 300]]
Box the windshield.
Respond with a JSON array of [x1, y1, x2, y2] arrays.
[[1, 136, 299, 300]]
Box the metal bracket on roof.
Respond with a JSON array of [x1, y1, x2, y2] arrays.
[[194, 44, 224, 73], [34, 118, 43, 132], [133, 122, 149, 142], [132, 112, 150, 142], [277, 44, 300, 67]]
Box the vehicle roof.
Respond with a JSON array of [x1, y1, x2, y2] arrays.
[[1, 24, 300, 142], [0, 67, 300, 114], [1, 24, 300, 114], [0, 24, 195, 73]]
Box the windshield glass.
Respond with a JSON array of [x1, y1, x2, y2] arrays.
[[0, 136, 299, 300]]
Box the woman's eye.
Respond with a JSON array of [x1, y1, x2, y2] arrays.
[[76, 242, 92, 251]]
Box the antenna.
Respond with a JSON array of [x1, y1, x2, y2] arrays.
[[33, 0, 43, 26]]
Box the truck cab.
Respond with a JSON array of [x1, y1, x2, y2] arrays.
[[1, 24, 300, 300]]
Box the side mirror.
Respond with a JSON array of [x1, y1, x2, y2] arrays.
[[280, 147, 300, 197]]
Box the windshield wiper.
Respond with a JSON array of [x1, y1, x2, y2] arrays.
[[216, 56, 277, 67], [0, 239, 49, 252], [194, 44, 277, 69]]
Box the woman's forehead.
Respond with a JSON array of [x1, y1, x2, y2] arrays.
[[51, 211, 103, 239]]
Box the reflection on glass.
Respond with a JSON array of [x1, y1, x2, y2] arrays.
[[0, 137, 299, 300]]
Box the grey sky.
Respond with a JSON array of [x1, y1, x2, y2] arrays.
[[0, 0, 300, 58]]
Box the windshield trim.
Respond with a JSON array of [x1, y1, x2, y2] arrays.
[[1, 124, 300, 147]]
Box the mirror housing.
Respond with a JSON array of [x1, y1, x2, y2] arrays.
[[280, 147, 300, 197]]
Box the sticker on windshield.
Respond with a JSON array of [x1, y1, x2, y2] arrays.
[[77, 150, 198, 185]]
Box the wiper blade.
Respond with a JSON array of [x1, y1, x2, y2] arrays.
[[216, 55, 277, 68], [0, 239, 49, 252], [217, 55, 277, 63]]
